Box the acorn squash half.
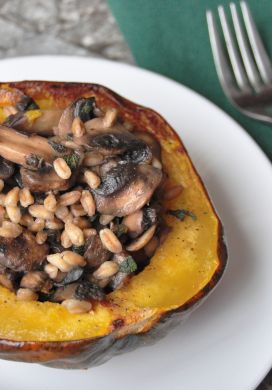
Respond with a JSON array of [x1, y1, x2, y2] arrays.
[[0, 81, 227, 369]]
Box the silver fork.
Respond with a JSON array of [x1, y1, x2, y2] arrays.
[[207, 1, 272, 123]]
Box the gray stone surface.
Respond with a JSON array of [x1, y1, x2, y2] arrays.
[[0, 0, 270, 388], [0, 0, 133, 62]]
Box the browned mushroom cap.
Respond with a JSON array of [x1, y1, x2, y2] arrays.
[[0, 230, 49, 272], [98, 158, 119, 177], [56, 97, 96, 137], [92, 163, 162, 217], [84, 234, 111, 268], [0, 157, 14, 179], [4, 110, 63, 136], [20, 167, 73, 193], [88, 131, 135, 156], [0, 126, 56, 168], [133, 131, 161, 160], [89, 131, 152, 164]]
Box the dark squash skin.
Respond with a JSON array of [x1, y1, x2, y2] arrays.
[[0, 81, 227, 369]]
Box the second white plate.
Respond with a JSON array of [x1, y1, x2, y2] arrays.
[[0, 56, 271, 390]]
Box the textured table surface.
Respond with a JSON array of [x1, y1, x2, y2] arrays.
[[0, 0, 270, 388]]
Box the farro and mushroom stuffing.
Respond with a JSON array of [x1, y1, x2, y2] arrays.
[[0, 91, 182, 314]]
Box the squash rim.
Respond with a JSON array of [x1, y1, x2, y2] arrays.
[[0, 80, 227, 349]]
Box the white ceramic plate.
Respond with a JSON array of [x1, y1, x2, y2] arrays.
[[0, 56, 271, 390]]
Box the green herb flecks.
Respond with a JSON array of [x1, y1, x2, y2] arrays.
[[119, 256, 138, 274], [167, 209, 197, 221], [48, 140, 68, 154], [62, 153, 80, 169]]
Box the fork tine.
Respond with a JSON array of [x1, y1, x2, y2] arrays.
[[218, 5, 250, 92], [240, 1, 272, 84], [230, 2, 262, 91], [206, 10, 239, 97]]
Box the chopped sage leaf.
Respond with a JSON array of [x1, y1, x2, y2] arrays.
[[167, 209, 197, 221], [62, 153, 80, 169], [48, 140, 68, 154], [119, 256, 137, 274]]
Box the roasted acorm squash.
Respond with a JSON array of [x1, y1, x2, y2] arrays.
[[0, 81, 227, 368]]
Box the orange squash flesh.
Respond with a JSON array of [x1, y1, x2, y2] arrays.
[[0, 81, 227, 367]]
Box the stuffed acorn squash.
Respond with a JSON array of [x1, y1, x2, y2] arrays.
[[0, 81, 227, 369]]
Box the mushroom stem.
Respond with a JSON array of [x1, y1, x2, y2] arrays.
[[93, 164, 163, 217], [4, 110, 63, 136], [0, 125, 56, 168]]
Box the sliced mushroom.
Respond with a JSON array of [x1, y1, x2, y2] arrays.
[[20, 167, 73, 193], [98, 158, 119, 177], [84, 234, 111, 268], [122, 210, 144, 238], [86, 131, 134, 156], [0, 230, 49, 272], [0, 157, 14, 179], [126, 224, 157, 252], [79, 128, 153, 164], [86, 131, 151, 164], [122, 139, 152, 164], [133, 131, 161, 160], [93, 163, 162, 217], [4, 110, 63, 136], [122, 205, 159, 239], [0, 125, 56, 168], [142, 206, 158, 231], [56, 97, 96, 137]]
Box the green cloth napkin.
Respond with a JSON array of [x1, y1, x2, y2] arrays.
[[108, 0, 272, 159]]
